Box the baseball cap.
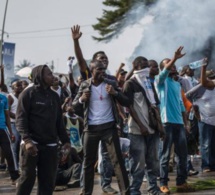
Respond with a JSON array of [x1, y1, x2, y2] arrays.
[[119, 69, 127, 75]]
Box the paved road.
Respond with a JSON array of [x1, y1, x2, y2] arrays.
[[1, 157, 215, 195]]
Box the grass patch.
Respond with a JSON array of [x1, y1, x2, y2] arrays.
[[170, 179, 215, 192]]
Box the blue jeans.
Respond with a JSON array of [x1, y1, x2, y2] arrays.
[[198, 121, 215, 170], [129, 133, 160, 195], [11, 123, 21, 167], [159, 123, 187, 186], [100, 141, 114, 189]]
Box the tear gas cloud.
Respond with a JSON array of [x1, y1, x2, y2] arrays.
[[128, 0, 215, 70]]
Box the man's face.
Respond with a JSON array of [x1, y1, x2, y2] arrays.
[[12, 81, 23, 93], [52, 76, 59, 87], [95, 53, 109, 69], [118, 73, 126, 83], [150, 62, 159, 76], [43, 67, 54, 87], [22, 81, 29, 89], [91, 62, 106, 82], [169, 65, 177, 76], [67, 106, 75, 115], [186, 68, 194, 77], [163, 59, 177, 76]]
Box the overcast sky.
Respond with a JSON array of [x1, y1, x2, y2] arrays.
[[0, 0, 146, 74]]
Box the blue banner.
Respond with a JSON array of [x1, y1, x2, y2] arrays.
[[3, 42, 15, 78]]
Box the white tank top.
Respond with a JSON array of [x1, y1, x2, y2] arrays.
[[9, 93, 18, 122]]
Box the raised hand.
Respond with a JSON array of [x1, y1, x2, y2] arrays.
[[120, 63, 125, 68], [71, 25, 82, 40], [25, 141, 38, 157], [174, 46, 186, 60], [105, 84, 117, 95]]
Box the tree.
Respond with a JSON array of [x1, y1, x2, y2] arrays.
[[92, 0, 157, 42], [15, 59, 31, 72]]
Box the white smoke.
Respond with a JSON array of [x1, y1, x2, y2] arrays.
[[130, 0, 215, 70]]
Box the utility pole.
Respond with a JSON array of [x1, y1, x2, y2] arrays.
[[0, 0, 9, 66], [50, 60, 54, 72]]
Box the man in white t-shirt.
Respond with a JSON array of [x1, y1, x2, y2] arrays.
[[72, 60, 130, 195]]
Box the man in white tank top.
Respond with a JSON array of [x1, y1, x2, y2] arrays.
[[8, 79, 23, 167]]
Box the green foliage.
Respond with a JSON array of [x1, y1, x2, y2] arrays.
[[15, 59, 31, 72], [92, 0, 157, 42], [171, 179, 215, 192]]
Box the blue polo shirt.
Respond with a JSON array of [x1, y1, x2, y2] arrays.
[[0, 94, 8, 130], [155, 68, 185, 124]]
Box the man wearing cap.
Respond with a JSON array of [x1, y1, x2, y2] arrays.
[[8, 79, 23, 168]]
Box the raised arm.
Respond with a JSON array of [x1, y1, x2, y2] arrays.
[[68, 64, 76, 89], [200, 59, 214, 88], [156, 46, 186, 85], [165, 46, 186, 70], [115, 63, 125, 78], [71, 25, 88, 72]]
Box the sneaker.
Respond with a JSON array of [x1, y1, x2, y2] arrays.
[[11, 180, 17, 186], [203, 168, 211, 173], [102, 186, 118, 194], [143, 175, 147, 182], [11, 174, 20, 186], [188, 169, 199, 176], [11, 178, 19, 186], [176, 183, 195, 192], [54, 186, 67, 191], [160, 186, 170, 194], [67, 179, 80, 188]]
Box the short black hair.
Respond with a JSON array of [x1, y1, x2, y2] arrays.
[[11, 78, 20, 86], [92, 51, 106, 60], [148, 60, 158, 67], [159, 58, 170, 70], [133, 56, 148, 70]]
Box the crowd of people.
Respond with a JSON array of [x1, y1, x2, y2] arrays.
[[0, 24, 215, 195]]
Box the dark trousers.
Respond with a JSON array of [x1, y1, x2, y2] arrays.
[[0, 130, 19, 180], [82, 125, 130, 195], [16, 144, 58, 195]]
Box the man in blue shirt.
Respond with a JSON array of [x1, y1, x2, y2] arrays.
[[155, 47, 194, 193], [0, 93, 20, 184]]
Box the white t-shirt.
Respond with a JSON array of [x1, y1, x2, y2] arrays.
[[88, 82, 114, 125], [195, 89, 215, 126]]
